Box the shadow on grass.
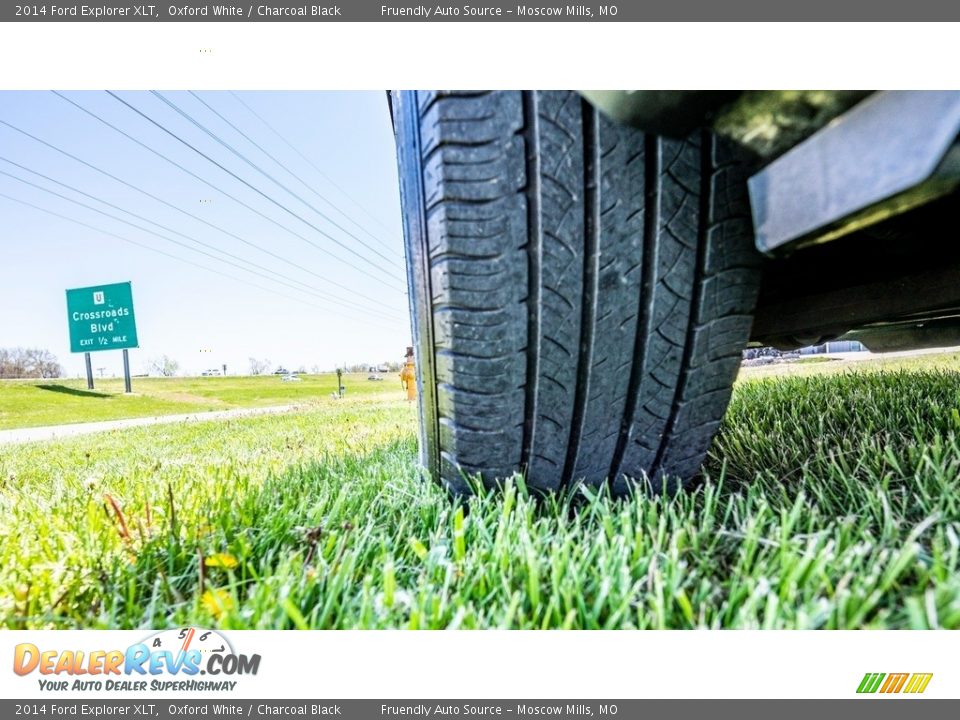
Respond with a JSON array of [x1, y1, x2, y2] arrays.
[[35, 384, 111, 399]]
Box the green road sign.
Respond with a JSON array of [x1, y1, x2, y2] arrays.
[[66, 282, 139, 353]]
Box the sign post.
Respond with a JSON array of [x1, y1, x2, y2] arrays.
[[122, 349, 132, 393], [84, 352, 94, 390], [66, 281, 139, 393]]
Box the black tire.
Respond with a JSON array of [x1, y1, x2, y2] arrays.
[[394, 90, 762, 496]]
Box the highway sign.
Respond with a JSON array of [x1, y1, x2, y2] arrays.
[[66, 281, 139, 353]]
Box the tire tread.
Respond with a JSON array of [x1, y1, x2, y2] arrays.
[[396, 90, 761, 494]]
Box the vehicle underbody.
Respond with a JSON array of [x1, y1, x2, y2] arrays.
[[585, 90, 960, 353]]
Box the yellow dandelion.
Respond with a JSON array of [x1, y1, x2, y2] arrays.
[[204, 553, 238, 569], [201, 588, 235, 619]]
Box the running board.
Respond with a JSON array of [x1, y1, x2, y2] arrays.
[[749, 91, 960, 253]]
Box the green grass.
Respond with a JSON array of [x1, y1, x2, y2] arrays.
[[0, 373, 388, 430], [741, 349, 960, 379], [792, 356, 837, 364], [2, 356, 960, 629]]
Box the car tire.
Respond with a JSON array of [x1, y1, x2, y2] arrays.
[[394, 90, 762, 496]]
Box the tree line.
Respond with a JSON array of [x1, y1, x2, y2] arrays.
[[0, 347, 63, 379]]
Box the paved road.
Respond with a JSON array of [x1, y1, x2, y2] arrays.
[[0, 404, 302, 446]]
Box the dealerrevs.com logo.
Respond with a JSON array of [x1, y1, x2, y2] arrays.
[[857, 673, 933, 695], [13, 627, 261, 692]]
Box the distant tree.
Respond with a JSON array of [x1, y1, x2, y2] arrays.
[[0, 347, 63, 379], [248, 357, 271, 375], [31, 349, 63, 378], [0, 348, 23, 378], [149, 355, 180, 377]]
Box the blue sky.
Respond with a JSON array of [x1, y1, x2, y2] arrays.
[[0, 91, 410, 377]]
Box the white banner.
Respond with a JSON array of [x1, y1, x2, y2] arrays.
[[1, 629, 952, 699], [0, 23, 959, 90]]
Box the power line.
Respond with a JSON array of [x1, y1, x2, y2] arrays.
[[0, 156, 405, 322], [0, 119, 399, 309], [0, 168, 397, 323], [107, 90, 404, 283], [190, 90, 401, 259], [47, 91, 406, 294], [53, 91, 404, 291], [0, 191, 399, 332], [1, 167, 396, 323], [230, 91, 400, 241], [185, 90, 401, 260], [154, 89, 404, 275]]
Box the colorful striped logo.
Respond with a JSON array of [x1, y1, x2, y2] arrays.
[[857, 672, 933, 694]]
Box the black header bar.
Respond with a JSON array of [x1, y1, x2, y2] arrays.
[[2, 0, 956, 21]]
